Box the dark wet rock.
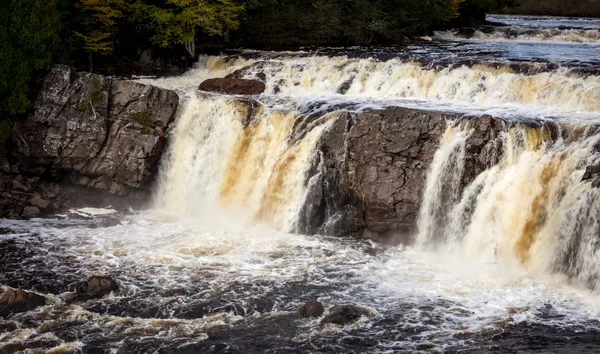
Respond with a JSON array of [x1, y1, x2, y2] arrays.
[[299, 108, 505, 239], [0, 289, 47, 316], [224, 68, 267, 83], [582, 164, 600, 188], [11, 179, 29, 192], [299, 108, 448, 237], [362, 228, 413, 246], [13, 65, 178, 197], [321, 304, 368, 325], [362, 228, 380, 241], [298, 298, 324, 318], [75, 276, 118, 298], [337, 77, 354, 94], [29, 194, 50, 209], [22, 206, 40, 218], [0, 65, 179, 218], [198, 78, 265, 95]]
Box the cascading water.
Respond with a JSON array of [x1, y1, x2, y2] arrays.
[[154, 92, 336, 231], [4, 14, 600, 353], [417, 121, 600, 289], [183, 55, 600, 113], [435, 27, 600, 43]]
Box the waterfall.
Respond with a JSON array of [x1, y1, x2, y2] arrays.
[[417, 122, 600, 289], [144, 55, 600, 114], [142, 54, 600, 285], [435, 28, 600, 44], [153, 92, 335, 232], [228, 56, 600, 113], [416, 123, 471, 246]]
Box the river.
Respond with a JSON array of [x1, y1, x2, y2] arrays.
[[2, 14, 600, 353]]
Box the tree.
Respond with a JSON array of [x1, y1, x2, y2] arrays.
[[75, 0, 130, 70], [457, 0, 518, 24], [0, 0, 62, 117], [132, 0, 244, 57]]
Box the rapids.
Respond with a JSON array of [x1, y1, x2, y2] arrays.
[[3, 14, 600, 353]]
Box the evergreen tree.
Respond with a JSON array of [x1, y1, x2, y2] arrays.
[[75, 0, 130, 70], [131, 0, 244, 57], [0, 0, 62, 118]]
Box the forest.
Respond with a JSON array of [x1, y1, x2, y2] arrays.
[[0, 0, 516, 132]]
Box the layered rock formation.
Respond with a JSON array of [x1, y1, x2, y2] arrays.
[[0, 65, 178, 218], [298, 108, 504, 243]]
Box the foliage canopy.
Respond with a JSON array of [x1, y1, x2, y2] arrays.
[[131, 0, 244, 57], [0, 0, 62, 117]]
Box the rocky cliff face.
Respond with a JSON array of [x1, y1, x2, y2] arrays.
[[0, 65, 178, 218], [298, 108, 504, 244]]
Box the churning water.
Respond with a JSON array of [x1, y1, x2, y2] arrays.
[[3, 14, 600, 353]]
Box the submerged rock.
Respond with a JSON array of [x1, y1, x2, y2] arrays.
[[75, 276, 118, 298], [198, 78, 265, 95], [298, 298, 324, 318], [0, 289, 47, 316], [321, 304, 368, 325]]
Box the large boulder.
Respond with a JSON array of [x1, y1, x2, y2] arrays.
[[298, 298, 324, 318], [321, 304, 368, 325], [21, 206, 40, 219], [198, 78, 265, 95], [0, 288, 47, 317], [13, 65, 179, 196], [74, 276, 119, 298], [299, 108, 449, 237]]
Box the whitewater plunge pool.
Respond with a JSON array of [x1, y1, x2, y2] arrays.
[[3, 14, 600, 353], [2, 212, 600, 353]]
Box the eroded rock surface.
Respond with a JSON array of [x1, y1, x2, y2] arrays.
[[0, 288, 47, 317], [299, 108, 504, 240], [75, 276, 119, 299], [0, 65, 179, 218], [299, 298, 325, 318], [321, 304, 368, 325], [14, 65, 178, 196]]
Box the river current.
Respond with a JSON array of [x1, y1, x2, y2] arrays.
[[2, 14, 600, 353]]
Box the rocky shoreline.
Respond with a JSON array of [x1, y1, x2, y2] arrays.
[[0, 65, 179, 218]]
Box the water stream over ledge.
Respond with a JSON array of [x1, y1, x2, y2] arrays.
[[3, 14, 600, 353]]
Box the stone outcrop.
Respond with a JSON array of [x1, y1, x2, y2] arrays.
[[0, 65, 179, 218], [0, 288, 47, 317], [74, 276, 119, 298], [13, 65, 178, 196], [198, 78, 265, 95], [321, 304, 369, 325], [298, 298, 325, 318], [298, 108, 504, 241]]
